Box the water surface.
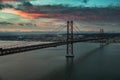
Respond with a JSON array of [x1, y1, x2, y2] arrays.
[[0, 43, 120, 80]]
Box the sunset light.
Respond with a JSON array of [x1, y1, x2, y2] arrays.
[[0, 8, 48, 19]]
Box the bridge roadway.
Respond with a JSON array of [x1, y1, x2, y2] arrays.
[[0, 38, 103, 56]]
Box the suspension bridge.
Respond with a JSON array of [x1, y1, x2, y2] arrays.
[[0, 21, 109, 56]]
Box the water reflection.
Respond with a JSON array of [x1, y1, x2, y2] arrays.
[[66, 57, 74, 80], [65, 47, 104, 80], [0, 76, 2, 80], [1, 43, 119, 80], [71, 46, 106, 80], [75, 47, 104, 64]]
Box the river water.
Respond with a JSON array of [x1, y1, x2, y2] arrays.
[[0, 42, 120, 80]]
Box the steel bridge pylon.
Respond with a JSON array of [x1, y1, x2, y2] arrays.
[[66, 21, 74, 57], [100, 28, 105, 47]]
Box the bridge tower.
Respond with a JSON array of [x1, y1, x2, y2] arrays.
[[66, 21, 74, 57], [100, 28, 104, 47], [0, 48, 2, 55]]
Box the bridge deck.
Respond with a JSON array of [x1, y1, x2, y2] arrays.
[[0, 41, 66, 56], [0, 38, 106, 56], [0, 41, 53, 49]]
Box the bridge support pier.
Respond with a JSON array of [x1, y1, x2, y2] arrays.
[[66, 21, 74, 57]]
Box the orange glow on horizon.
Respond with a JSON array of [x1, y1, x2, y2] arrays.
[[1, 8, 48, 19], [0, 28, 47, 32]]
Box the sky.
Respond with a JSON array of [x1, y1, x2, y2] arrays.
[[31, 0, 120, 7], [0, 0, 120, 32]]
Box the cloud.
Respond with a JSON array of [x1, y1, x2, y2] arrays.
[[0, 0, 32, 2], [0, 11, 32, 23], [1, 4, 120, 22], [0, 3, 120, 32], [21, 5, 120, 22], [0, 8, 48, 19]]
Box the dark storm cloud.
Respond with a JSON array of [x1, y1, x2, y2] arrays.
[[20, 5, 120, 22], [0, 1, 33, 9], [1, 0, 120, 22]]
